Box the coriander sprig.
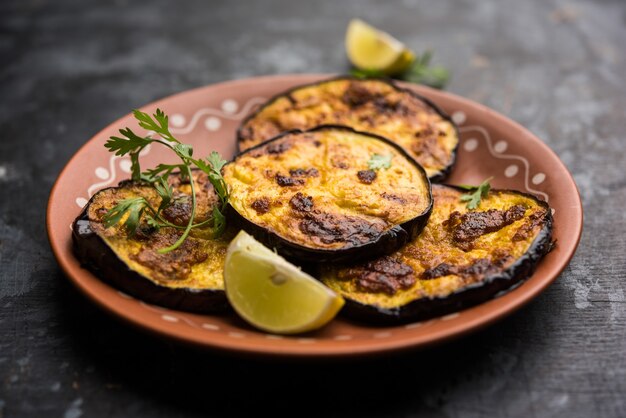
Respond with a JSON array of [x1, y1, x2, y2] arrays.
[[103, 109, 229, 253], [350, 50, 450, 89], [457, 177, 493, 210], [367, 153, 393, 170]]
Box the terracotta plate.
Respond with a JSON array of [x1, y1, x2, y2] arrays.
[[47, 74, 582, 357]]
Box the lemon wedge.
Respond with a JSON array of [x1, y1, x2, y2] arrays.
[[224, 231, 344, 334], [345, 19, 415, 75]]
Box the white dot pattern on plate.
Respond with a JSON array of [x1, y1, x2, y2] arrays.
[[532, 173, 546, 184], [441, 312, 460, 321], [464, 138, 479, 152], [162, 315, 179, 322], [504, 164, 519, 177], [494, 140, 508, 153], [204, 116, 221, 131], [458, 124, 550, 203], [170, 114, 186, 127], [452, 111, 466, 125], [221, 99, 238, 114], [119, 159, 132, 173], [75, 98, 556, 353], [333, 335, 353, 341], [95, 167, 109, 179]]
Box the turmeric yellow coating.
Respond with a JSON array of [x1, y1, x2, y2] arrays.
[[322, 185, 550, 309], [223, 128, 431, 251], [238, 78, 458, 178], [87, 172, 233, 290]]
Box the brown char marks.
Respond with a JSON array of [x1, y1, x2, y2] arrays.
[[251, 198, 270, 215], [288, 192, 384, 246], [342, 82, 410, 116], [276, 167, 319, 187], [422, 255, 513, 280], [338, 256, 415, 295], [289, 192, 314, 212], [299, 212, 384, 246], [446, 205, 526, 251], [381, 192, 406, 204], [161, 198, 192, 226], [129, 231, 207, 282], [266, 141, 292, 155], [513, 208, 547, 241], [289, 168, 319, 178], [275, 173, 305, 187], [342, 82, 378, 107], [357, 169, 377, 184]]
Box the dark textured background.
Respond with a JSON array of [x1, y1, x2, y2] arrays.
[[1, 0, 625, 417]]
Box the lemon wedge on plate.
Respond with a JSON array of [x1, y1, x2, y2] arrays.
[[345, 18, 415, 75], [224, 231, 344, 334]]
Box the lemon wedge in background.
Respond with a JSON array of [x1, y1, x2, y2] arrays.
[[345, 19, 415, 75], [224, 231, 344, 334]]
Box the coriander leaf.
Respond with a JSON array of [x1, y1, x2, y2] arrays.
[[103, 197, 149, 235], [195, 152, 229, 204], [211, 206, 226, 237], [174, 143, 193, 158], [105, 128, 153, 156], [349, 68, 386, 79], [132, 108, 179, 144], [104, 108, 230, 251], [402, 62, 450, 89], [142, 163, 185, 183], [153, 176, 173, 213], [368, 153, 393, 170], [153, 109, 169, 133], [133, 109, 163, 134], [388, 49, 450, 89], [455, 184, 479, 191], [459, 177, 492, 210], [146, 216, 161, 231], [207, 151, 227, 173]]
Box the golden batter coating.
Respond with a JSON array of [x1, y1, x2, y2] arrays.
[[321, 185, 551, 310], [86, 171, 232, 290], [224, 127, 432, 256], [238, 77, 458, 180]]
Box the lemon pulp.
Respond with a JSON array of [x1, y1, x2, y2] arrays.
[[224, 231, 344, 334], [345, 19, 415, 75]]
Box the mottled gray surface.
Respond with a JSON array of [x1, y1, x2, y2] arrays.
[[1, 0, 625, 417]]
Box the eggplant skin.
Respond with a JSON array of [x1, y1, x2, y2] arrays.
[[72, 172, 230, 314], [73, 210, 229, 313], [223, 125, 433, 263], [321, 185, 553, 324], [237, 76, 459, 182]]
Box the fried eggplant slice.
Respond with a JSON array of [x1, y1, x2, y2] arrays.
[[72, 171, 233, 313], [237, 77, 459, 181], [320, 184, 553, 323], [223, 126, 433, 263]]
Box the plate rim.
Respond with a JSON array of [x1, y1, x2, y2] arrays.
[[46, 73, 583, 357]]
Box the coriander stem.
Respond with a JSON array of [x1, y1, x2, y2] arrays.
[[158, 164, 197, 253]]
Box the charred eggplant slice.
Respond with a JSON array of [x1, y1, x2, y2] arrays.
[[320, 185, 553, 323], [72, 171, 233, 313], [223, 126, 433, 263], [237, 76, 459, 181]]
